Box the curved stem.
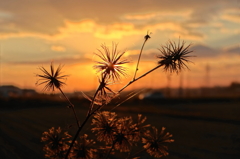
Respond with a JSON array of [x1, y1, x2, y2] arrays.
[[119, 64, 163, 93], [65, 74, 107, 159], [126, 148, 146, 159], [86, 73, 107, 116], [86, 86, 101, 116], [65, 107, 101, 159], [105, 140, 117, 159], [133, 39, 147, 81], [58, 88, 80, 128]]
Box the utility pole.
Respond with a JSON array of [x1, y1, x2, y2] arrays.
[[0, 44, 1, 86], [178, 72, 183, 98], [205, 63, 210, 88]]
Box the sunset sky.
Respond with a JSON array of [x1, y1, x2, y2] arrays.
[[0, 0, 239, 93]]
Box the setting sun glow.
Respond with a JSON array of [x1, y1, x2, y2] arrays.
[[0, 0, 239, 93]]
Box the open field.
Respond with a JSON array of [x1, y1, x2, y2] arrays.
[[0, 97, 240, 159]]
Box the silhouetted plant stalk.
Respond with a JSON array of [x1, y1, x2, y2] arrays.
[[133, 31, 151, 80], [37, 33, 193, 159], [87, 73, 109, 116], [118, 64, 163, 94], [36, 63, 80, 128], [64, 108, 99, 159], [58, 88, 80, 127], [105, 140, 117, 159]]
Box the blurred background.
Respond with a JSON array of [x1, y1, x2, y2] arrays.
[[0, 0, 239, 93], [0, 0, 239, 159]]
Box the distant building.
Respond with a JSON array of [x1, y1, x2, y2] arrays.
[[230, 82, 240, 92], [0, 85, 37, 97], [22, 89, 38, 97], [139, 91, 164, 100]]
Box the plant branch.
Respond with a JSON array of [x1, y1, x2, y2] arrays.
[[105, 140, 117, 159], [119, 64, 163, 93], [58, 88, 80, 128], [133, 38, 148, 81], [65, 106, 101, 159], [86, 86, 101, 116], [86, 73, 107, 116], [126, 148, 147, 159]]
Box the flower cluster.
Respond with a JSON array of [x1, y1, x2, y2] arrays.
[[92, 111, 118, 144], [41, 127, 72, 159], [142, 127, 174, 158], [92, 111, 149, 152], [70, 134, 96, 159], [91, 111, 173, 158]]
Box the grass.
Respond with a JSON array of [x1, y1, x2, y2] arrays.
[[1, 98, 240, 159]]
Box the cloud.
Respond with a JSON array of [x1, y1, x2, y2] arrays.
[[191, 45, 220, 58], [56, 20, 138, 39], [7, 56, 92, 65], [221, 8, 240, 23], [56, 20, 198, 40], [0, 0, 235, 38], [0, 19, 194, 40], [224, 45, 240, 55], [123, 13, 158, 20], [51, 45, 66, 52], [126, 49, 158, 62]]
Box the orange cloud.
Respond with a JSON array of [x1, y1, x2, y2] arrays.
[[0, 19, 191, 41], [56, 20, 189, 40], [51, 45, 66, 52], [221, 8, 240, 23], [124, 13, 158, 20]]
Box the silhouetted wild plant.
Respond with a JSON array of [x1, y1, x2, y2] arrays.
[[36, 32, 193, 159]]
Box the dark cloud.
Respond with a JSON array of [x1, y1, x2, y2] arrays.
[[128, 52, 157, 62], [225, 45, 240, 55], [129, 43, 239, 61], [0, 0, 235, 35], [8, 56, 92, 65], [191, 45, 220, 58]]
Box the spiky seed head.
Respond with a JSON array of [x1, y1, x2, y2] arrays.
[[157, 40, 193, 73], [142, 126, 174, 158], [93, 43, 129, 82], [36, 62, 68, 91]]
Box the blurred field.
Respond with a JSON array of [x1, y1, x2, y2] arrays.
[[0, 97, 240, 159]]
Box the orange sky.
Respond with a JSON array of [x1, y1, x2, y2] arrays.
[[0, 0, 239, 93]]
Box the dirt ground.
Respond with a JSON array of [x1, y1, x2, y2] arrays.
[[0, 98, 239, 159]]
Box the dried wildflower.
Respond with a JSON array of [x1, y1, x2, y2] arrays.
[[96, 76, 116, 105], [157, 40, 192, 73], [94, 43, 129, 81], [131, 114, 150, 142], [82, 77, 115, 106], [71, 134, 95, 159], [92, 111, 118, 144], [41, 127, 71, 159], [144, 31, 151, 41], [36, 62, 68, 91], [142, 127, 174, 158], [112, 117, 134, 152]]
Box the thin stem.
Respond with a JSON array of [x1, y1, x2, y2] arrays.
[[133, 39, 148, 80], [65, 107, 101, 159], [58, 88, 80, 128], [105, 140, 117, 159], [126, 148, 146, 159], [65, 74, 107, 159], [86, 85, 101, 116], [119, 64, 163, 93], [86, 73, 107, 116]]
